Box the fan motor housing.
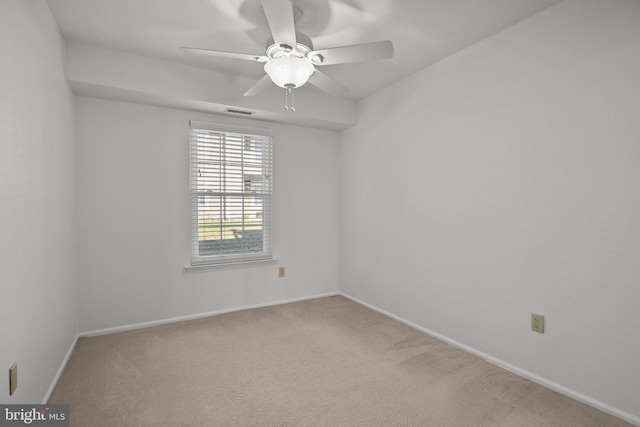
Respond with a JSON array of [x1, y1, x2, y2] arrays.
[[266, 32, 314, 60]]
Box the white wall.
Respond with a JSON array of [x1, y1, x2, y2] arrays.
[[339, 0, 640, 422], [75, 97, 340, 332], [0, 1, 77, 403]]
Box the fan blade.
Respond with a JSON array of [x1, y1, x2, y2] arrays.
[[312, 40, 394, 66], [244, 74, 274, 96], [180, 47, 267, 63], [308, 69, 350, 97], [261, 0, 297, 52]]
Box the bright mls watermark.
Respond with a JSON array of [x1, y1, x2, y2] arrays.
[[0, 405, 68, 426]]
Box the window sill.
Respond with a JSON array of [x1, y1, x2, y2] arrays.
[[184, 258, 277, 273]]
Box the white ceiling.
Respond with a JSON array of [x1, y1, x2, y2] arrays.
[[47, 0, 562, 128]]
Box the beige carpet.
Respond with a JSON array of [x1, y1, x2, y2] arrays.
[[49, 296, 630, 426]]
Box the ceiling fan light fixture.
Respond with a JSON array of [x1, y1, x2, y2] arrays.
[[182, 0, 394, 106], [264, 56, 315, 89]]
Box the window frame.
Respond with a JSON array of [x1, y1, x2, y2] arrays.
[[189, 121, 273, 267]]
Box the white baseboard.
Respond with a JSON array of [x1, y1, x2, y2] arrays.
[[42, 333, 78, 404], [339, 292, 640, 427], [79, 292, 340, 337]]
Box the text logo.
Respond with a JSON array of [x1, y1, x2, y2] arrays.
[[0, 405, 68, 426]]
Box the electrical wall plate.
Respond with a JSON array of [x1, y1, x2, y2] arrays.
[[531, 313, 545, 334], [9, 363, 17, 395]]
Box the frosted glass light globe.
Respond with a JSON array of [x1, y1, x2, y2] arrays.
[[264, 56, 315, 88]]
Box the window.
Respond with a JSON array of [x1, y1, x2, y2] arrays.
[[190, 121, 273, 266]]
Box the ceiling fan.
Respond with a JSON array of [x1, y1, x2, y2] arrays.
[[180, 0, 394, 111]]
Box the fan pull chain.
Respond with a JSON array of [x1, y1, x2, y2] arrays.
[[284, 84, 296, 112]]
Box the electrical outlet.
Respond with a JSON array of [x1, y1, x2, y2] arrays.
[[9, 363, 17, 395], [278, 267, 285, 278], [531, 313, 545, 334]]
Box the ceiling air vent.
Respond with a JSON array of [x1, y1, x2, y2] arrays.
[[225, 108, 254, 116]]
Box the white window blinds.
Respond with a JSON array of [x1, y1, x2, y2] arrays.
[[190, 121, 273, 265]]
